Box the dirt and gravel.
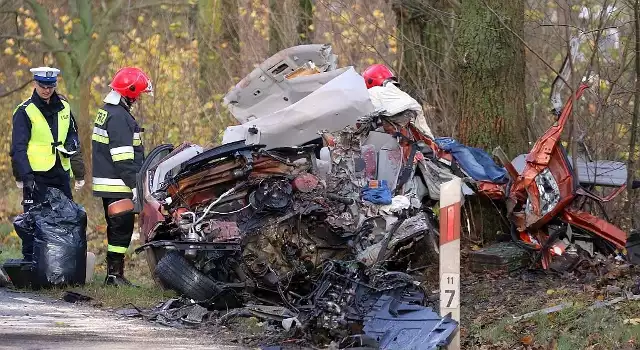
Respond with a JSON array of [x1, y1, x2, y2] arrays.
[[0, 288, 243, 350]]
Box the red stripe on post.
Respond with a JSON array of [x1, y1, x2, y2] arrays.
[[440, 202, 461, 245]]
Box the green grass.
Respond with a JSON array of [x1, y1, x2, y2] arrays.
[[476, 300, 640, 349], [46, 277, 176, 309]]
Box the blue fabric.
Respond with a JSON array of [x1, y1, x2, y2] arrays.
[[362, 180, 393, 205], [435, 137, 508, 184], [34, 75, 57, 85]]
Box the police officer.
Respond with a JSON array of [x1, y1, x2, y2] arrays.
[[10, 66, 83, 261], [92, 67, 153, 287]]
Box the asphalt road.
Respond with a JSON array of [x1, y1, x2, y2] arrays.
[[0, 288, 244, 350]]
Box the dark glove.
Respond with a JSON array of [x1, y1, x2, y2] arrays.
[[22, 177, 36, 205]]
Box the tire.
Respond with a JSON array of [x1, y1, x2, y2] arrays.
[[154, 250, 221, 302]]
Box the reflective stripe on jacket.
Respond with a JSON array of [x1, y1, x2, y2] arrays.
[[91, 101, 144, 198]]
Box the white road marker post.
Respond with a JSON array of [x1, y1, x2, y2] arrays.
[[439, 177, 462, 349]]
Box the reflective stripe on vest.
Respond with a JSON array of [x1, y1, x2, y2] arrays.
[[25, 100, 71, 172], [92, 177, 132, 193]]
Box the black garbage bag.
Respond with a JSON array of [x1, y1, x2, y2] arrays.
[[31, 187, 87, 288], [13, 211, 36, 261]]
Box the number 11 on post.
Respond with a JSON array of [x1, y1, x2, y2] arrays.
[[439, 178, 461, 349]]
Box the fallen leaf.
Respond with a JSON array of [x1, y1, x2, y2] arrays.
[[596, 294, 605, 301], [521, 335, 534, 345], [623, 318, 640, 325], [546, 289, 555, 295]]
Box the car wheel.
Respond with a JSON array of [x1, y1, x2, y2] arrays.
[[154, 250, 221, 302]]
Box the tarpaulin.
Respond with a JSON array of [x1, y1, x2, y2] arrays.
[[435, 137, 508, 184]]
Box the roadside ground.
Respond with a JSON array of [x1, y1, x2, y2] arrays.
[[1, 188, 639, 349]]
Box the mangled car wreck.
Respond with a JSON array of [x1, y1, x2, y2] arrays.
[[131, 43, 640, 348], [134, 44, 458, 348]]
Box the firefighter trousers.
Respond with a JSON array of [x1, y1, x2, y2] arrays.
[[101, 198, 134, 256]]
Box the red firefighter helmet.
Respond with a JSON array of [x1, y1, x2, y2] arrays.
[[362, 64, 397, 89], [109, 67, 153, 99]]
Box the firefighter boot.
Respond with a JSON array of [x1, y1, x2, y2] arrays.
[[104, 253, 138, 287]]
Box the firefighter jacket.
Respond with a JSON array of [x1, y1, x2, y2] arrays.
[[10, 90, 80, 186], [91, 98, 144, 198]]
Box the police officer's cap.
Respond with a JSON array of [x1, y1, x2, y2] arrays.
[[30, 66, 60, 87]]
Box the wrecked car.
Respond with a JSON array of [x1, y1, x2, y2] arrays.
[[134, 44, 456, 347]]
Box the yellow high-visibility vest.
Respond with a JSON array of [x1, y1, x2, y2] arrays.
[[24, 100, 71, 172]]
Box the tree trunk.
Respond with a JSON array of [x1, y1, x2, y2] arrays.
[[455, 0, 526, 241], [626, 0, 640, 231], [455, 0, 527, 157]]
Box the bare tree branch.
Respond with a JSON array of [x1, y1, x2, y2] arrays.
[[128, 0, 192, 11], [0, 35, 40, 42], [627, 0, 640, 230], [0, 80, 32, 98], [76, 0, 93, 32], [481, 0, 572, 91], [80, 0, 125, 81]]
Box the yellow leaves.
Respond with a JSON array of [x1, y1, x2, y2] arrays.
[[4, 47, 13, 55], [93, 76, 101, 84], [388, 35, 397, 54], [92, 33, 98, 40], [14, 70, 24, 78], [151, 20, 158, 29], [169, 22, 182, 31], [204, 102, 214, 110], [5, 38, 14, 46], [308, 24, 315, 31], [24, 18, 39, 36], [15, 54, 31, 66], [64, 20, 74, 35], [60, 15, 70, 23], [250, 10, 257, 18], [138, 15, 145, 23], [239, 7, 248, 17], [525, 10, 544, 21], [372, 9, 384, 19]]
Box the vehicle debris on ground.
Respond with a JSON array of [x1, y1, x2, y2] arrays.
[[129, 43, 640, 348]]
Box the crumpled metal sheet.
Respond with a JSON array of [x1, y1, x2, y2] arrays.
[[357, 212, 432, 266], [362, 295, 458, 350], [222, 67, 375, 149]]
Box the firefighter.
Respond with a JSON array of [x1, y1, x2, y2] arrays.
[[361, 63, 398, 89], [10, 67, 83, 261], [92, 67, 153, 287], [361, 63, 435, 139]]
